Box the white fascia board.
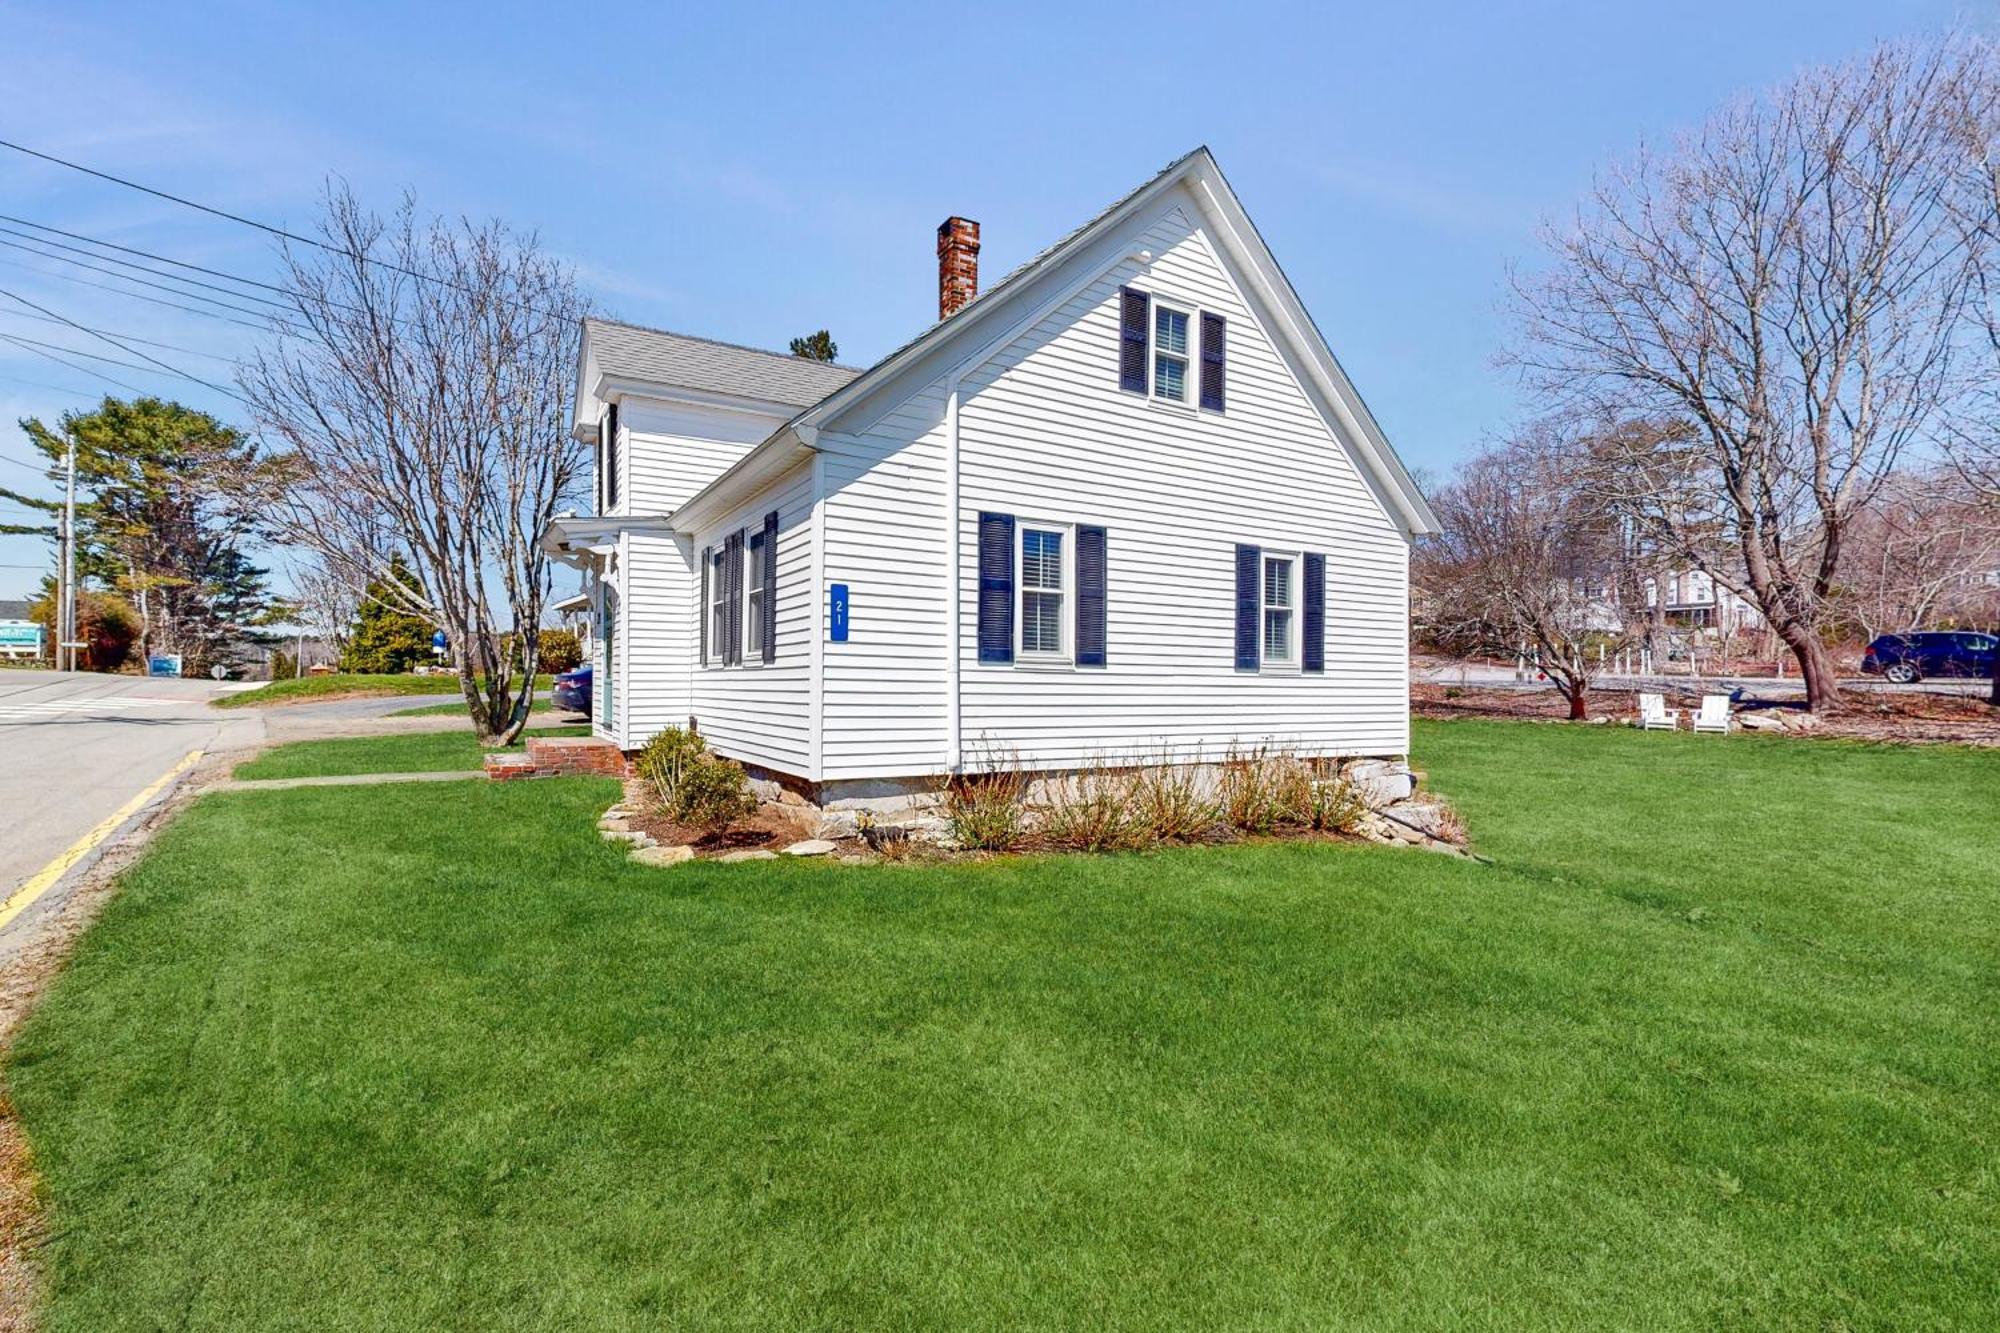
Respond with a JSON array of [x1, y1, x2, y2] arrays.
[[596, 375, 806, 422], [1186, 166, 1440, 537], [667, 428, 815, 535]]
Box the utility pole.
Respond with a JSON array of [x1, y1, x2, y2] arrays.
[[57, 433, 76, 671]]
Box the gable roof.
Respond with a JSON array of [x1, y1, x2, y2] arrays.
[[671, 147, 1439, 538], [0, 598, 30, 621], [585, 318, 861, 409]]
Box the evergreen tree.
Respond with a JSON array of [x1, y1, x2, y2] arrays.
[[788, 330, 838, 362], [341, 556, 435, 673]]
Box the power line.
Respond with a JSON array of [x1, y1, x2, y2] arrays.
[[0, 234, 296, 317], [0, 448, 59, 473], [0, 251, 306, 336], [0, 331, 239, 393], [0, 372, 101, 403], [0, 308, 235, 362], [0, 214, 301, 301], [0, 136, 558, 315], [0, 331, 146, 395], [0, 286, 246, 402]]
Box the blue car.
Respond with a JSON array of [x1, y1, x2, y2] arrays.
[[552, 664, 592, 714], [1862, 631, 1997, 684]]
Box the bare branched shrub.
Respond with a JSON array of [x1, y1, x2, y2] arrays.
[[940, 746, 1029, 851], [1278, 763, 1370, 834], [635, 727, 756, 835], [1219, 747, 1293, 835], [1036, 757, 1143, 852], [1129, 752, 1221, 843]]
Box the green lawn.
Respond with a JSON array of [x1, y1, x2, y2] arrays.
[[9, 721, 1998, 1329], [231, 725, 590, 780], [387, 697, 570, 718], [214, 674, 554, 709]]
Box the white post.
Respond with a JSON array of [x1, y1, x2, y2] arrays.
[[58, 433, 76, 672]]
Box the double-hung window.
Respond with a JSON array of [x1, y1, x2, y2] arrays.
[[1152, 304, 1190, 403], [1019, 524, 1067, 659], [1261, 553, 1296, 665], [744, 528, 767, 660], [706, 545, 727, 665]]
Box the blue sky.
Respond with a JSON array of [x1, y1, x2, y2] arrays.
[[0, 0, 1976, 600]]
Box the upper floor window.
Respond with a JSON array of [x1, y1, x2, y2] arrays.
[[1152, 305, 1190, 402], [1118, 286, 1225, 411]]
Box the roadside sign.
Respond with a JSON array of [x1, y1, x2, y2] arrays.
[[147, 654, 183, 678], [0, 621, 42, 657]]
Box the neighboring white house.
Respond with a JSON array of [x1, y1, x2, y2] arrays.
[[543, 147, 1439, 802], [1643, 569, 1766, 633]]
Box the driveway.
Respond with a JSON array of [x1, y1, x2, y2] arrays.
[[0, 670, 264, 955]]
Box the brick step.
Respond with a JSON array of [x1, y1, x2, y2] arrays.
[[484, 735, 630, 781]]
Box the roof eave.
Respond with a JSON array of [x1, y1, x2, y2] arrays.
[[668, 426, 817, 535]]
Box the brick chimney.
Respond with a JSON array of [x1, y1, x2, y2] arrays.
[[937, 216, 980, 319]]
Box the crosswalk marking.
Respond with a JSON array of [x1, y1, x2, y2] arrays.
[[0, 695, 179, 723]]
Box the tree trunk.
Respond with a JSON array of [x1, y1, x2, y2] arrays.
[[1569, 689, 1589, 720], [1777, 624, 1842, 712]]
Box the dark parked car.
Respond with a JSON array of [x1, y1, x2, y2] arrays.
[[552, 664, 592, 715], [1861, 631, 1998, 684]]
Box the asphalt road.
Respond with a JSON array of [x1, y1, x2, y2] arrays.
[[0, 669, 262, 953]]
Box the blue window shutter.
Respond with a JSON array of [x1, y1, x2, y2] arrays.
[[1199, 313, 1226, 411], [699, 546, 710, 663], [1119, 287, 1149, 393], [1303, 552, 1325, 674], [1235, 544, 1260, 672], [1076, 525, 1107, 667], [724, 532, 743, 665], [978, 512, 1015, 663], [761, 510, 779, 664], [605, 403, 620, 509]]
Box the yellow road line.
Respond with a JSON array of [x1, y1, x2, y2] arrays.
[[0, 748, 203, 935]]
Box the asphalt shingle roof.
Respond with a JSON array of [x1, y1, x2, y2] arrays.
[[587, 319, 861, 408]]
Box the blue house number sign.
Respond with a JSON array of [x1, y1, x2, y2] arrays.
[[829, 583, 850, 642]]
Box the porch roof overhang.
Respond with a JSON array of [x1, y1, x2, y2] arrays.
[[539, 513, 673, 569]]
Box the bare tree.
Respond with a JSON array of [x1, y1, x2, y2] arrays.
[[285, 557, 360, 663], [1417, 423, 1635, 719], [240, 186, 588, 744], [1515, 38, 1996, 711], [1838, 469, 2000, 640]]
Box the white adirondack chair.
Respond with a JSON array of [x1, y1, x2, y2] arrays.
[[1638, 691, 1678, 731], [1692, 694, 1731, 734]]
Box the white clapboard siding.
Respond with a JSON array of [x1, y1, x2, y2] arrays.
[[600, 392, 792, 749], [817, 384, 953, 781], [805, 186, 1412, 780], [953, 202, 1410, 766], [688, 461, 817, 775], [619, 531, 696, 748]]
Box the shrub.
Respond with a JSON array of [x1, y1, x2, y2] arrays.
[[1128, 755, 1220, 843], [941, 747, 1029, 851], [538, 628, 584, 674], [635, 727, 756, 834], [1280, 762, 1370, 834], [1219, 747, 1291, 834], [1037, 759, 1142, 852]]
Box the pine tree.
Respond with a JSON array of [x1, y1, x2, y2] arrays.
[[340, 556, 435, 673], [788, 330, 838, 362]]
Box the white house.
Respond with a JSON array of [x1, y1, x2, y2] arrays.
[[543, 147, 1439, 804], [1643, 569, 1766, 633]]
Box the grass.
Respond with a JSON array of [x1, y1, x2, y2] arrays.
[[9, 720, 1999, 1329], [230, 725, 590, 780], [213, 673, 554, 709]]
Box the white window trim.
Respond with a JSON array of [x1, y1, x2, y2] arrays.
[[1016, 519, 1074, 667], [704, 543, 729, 668], [1149, 300, 1195, 409], [1260, 549, 1300, 673], [743, 527, 767, 667]]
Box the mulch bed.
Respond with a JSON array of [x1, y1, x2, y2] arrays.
[[623, 801, 818, 851], [1413, 683, 2000, 746]]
